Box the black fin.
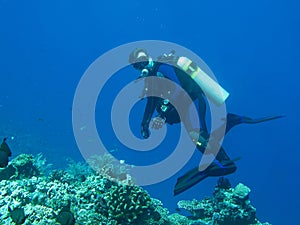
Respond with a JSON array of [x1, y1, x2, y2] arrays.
[[174, 157, 241, 196], [174, 167, 208, 196], [225, 113, 284, 133], [241, 115, 285, 124]]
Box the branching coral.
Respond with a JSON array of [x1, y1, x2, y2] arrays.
[[103, 182, 159, 225]]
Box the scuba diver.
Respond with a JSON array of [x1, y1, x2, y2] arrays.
[[128, 48, 283, 195], [129, 48, 210, 138]]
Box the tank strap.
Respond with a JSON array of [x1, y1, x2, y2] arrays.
[[157, 50, 178, 65]]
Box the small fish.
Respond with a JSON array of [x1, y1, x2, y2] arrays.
[[0, 138, 12, 156], [0, 138, 12, 168], [9, 207, 26, 225], [56, 203, 75, 225]]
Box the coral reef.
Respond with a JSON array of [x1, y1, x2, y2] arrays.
[[0, 154, 272, 225], [177, 178, 271, 225]]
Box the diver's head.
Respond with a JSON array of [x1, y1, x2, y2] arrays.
[[129, 48, 150, 70]]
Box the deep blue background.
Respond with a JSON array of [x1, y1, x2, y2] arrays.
[[0, 1, 299, 224]]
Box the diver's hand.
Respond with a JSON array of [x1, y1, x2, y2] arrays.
[[141, 124, 150, 139], [151, 117, 166, 130]]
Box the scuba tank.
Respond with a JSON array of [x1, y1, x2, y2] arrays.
[[158, 51, 230, 105]]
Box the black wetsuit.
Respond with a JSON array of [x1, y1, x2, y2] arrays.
[[141, 62, 208, 136]]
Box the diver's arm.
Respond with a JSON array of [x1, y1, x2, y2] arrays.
[[141, 96, 159, 138]]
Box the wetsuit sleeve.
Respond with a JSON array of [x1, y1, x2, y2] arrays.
[[141, 96, 160, 138]]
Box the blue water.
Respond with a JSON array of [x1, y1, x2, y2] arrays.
[[0, 1, 299, 224]]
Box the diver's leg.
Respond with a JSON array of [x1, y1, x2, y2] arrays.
[[203, 146, 237, 177], [195, 134, 237, 176], [174, 92, 199, 133], [195, 136, 232, 162], [197, 94, 208, 133], [181, 110, 195, 133], [215, 146, 234, 163], [205, 160, 237, 177], [182, 92, 207, 132], [181, 93, 208, 145]]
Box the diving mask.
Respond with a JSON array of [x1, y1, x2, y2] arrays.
[[137, 57, 154, 78]]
